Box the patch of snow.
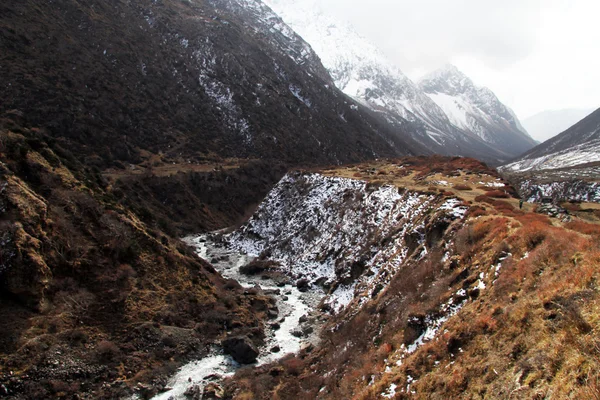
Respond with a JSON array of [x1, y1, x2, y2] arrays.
[[382, 383, 397, 398]]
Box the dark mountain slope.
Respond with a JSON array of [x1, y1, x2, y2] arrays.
[[0, 115, 274, 399], [0, 0, 423, 167]]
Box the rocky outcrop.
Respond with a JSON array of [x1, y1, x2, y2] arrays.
[[227, 171, 468, 313]]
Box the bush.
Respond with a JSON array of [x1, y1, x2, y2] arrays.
[[485, 190, 509, 199], [565, 221, 600, 236], [95, 340, 120, 363], [453, 184, 472, 191]]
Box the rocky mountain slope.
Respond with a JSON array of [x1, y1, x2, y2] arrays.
[[522, 108, 595, 143], [501, 108, 600, 202], [0, 0, 434, 397], [0, 115, 275, 399], [227, 171, 467, 314], [214, 158, 600, 399], [504, 108, 600, 172], [419, 64, 537, 157], [262, 0, 535, 164], [0, 0, 427, 169]]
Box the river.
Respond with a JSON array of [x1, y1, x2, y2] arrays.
[[149, 233, 324, 399]]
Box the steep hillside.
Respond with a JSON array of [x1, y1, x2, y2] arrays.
[[0, 0, 424, 168], [213, 158, 600, 399], [501, 108, 600, 203], [419, 65, 537, 157], [0, 116, 274, 399], [503, 108, 600, 172], [262, 0, 534, 164], [523, 108, 595, 143]]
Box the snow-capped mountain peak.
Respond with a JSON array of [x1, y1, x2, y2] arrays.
[[262, 0, 536, 163], [419, 64, 536, 155]]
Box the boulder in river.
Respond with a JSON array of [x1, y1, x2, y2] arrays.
[[296, 278, 310, 292], [222, 336, 259, 364], [183, 384, 202, 399]]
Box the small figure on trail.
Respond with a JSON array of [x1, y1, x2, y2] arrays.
[[519, 199, 524, 209]]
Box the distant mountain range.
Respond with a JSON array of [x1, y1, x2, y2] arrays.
[[522, 108, 596, 143], [263, 0, 536, 164]]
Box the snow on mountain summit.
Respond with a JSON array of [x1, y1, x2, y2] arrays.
[[262, 0, 536, 163], [419, 64, 537, 156]]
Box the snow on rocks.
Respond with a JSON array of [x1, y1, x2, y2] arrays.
[[227, 172, 467, 313], [381, 382, 398, 398]]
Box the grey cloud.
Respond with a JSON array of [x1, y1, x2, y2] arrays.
[[319, 0, 542, 75]]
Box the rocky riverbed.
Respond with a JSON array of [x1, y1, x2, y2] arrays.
[[145, 233, 326, 400]]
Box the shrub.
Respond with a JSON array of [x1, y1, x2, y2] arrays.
[[95, 340, 120, 363], [454, 184, 472, 191], [485, 190, 509, 199], [564, 221, 600, 236]]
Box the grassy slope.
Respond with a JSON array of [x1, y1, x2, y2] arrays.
[[225, 157, 600, 399]]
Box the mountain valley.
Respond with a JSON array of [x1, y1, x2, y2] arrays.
[[0, 0, 599, 399]]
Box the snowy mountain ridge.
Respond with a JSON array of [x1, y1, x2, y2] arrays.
[[419, 64, 536, 156], [502, 108, 600, 173], [500, 108, 600, 203], [261, 0, 536, 163]]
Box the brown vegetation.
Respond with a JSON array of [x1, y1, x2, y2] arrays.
[[0, 118, 270, 398], [223, 160, 600, 400]]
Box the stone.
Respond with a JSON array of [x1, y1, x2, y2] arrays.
[[296, 278, 310, 292], [290, 329, 303, 338], [183, 384, 202, 400], [202, 382, 224, 399], [270, 322, 281, 330], [222, 336, 259, 364]]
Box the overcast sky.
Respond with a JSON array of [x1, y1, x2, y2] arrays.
[[315, 0, 599, 119]]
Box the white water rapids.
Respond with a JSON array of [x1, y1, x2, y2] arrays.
[[148, 233, 324, 400]]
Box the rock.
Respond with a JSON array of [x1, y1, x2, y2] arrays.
[[222, 336, 259, 364], [202, 382, 224, 399], [290, 329, 303, 338], [296, 278, 310, 292], [300, 343, 314, 353], [136, 383, 158, 399], [281, 295, 289, 301], [298, 315, 308, 323], [270, 322, 281, 330], [302, 325, 314, 335], [267, 309, 278, 319], [271, 345, 281, 353], [183, 384, 202, 399], [264, 289, 281, 296]]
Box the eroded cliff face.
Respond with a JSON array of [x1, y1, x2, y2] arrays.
[[226, 171, 468, 314]]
